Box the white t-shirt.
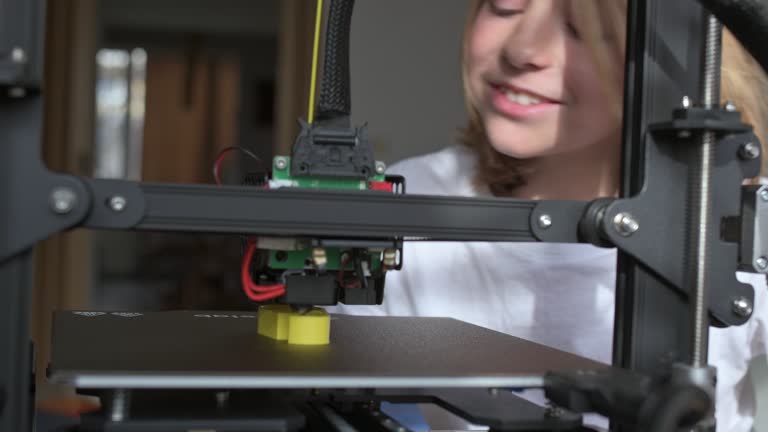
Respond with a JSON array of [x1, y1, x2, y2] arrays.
[[334, 145, 768, 431]]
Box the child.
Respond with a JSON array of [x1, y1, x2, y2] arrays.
[[339, 0, 768, 429]]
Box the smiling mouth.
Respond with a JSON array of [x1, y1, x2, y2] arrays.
[[487, 83, 562, 119], [491, 84, 561, 106]]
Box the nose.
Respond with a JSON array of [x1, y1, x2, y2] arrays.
[[500, 2, 562, 71]]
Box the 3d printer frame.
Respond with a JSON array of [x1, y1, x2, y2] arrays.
[[2, 0, 768, 430]]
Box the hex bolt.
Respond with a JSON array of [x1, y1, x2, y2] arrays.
[[739, 142, 761, 160], [275, 158, 288, 170], [732, 297, 753, 318], [756, 256, 768, 271], [108, 195, 127, 212], [375, 162, 387, 175], [613, 213, 640, 237], [49, 187, 77, 215], [538, 214, 553, 230], [678, 97, 692, 140]]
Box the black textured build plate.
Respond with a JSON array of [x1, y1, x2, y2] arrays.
[[49, 311, 607, 389]]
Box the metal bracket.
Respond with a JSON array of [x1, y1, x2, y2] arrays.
[[650, 106, 753, 137], [80, 179, 145, 230], [599, 128, 760, 326], [740, 185, 768, 273], [530, 201, 590, 244], [0, 97, 91, 264]]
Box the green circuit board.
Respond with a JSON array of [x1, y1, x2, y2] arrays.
[[269, 248, 382, 271], [270, 156, 386, 190], [267, 156, 387, 271]]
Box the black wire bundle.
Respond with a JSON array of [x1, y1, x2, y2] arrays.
[[316, 0, 355, 123]]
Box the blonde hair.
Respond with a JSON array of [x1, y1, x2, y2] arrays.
[[460, 0, 768, 195]]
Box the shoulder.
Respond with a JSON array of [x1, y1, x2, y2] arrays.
[[708, 272, 767, 430], [387, 146, 486, 196]]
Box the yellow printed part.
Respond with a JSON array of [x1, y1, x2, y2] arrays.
[[257, 305, 293, 341], [288, 308, 331, 345]]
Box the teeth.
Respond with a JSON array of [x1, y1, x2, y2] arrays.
[[504, 90, 542, 106]]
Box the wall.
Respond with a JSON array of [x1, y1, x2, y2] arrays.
[[141, 53, 240, 183], [350, 0, 470, 165], [100, 0, 279, 37]]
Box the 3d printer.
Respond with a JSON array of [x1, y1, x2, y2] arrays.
[[2, 0, 768, 430]]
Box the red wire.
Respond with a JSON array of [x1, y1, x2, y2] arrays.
[[241, 240, 285, 301], [213, 146, 263, 185], [242, 286, 285, 302], [214, 149, 276, 301], [337, 255, 349, 287], [337, 254, 361, 289], [213, 149, 233, 185]]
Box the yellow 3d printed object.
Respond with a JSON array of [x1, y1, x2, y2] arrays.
[[258, 306, 330, 345], [257, 305, 292, 341], [287, 308, 331, 345]]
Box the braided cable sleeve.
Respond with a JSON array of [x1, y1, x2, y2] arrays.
[[317, 0, 355, 122]]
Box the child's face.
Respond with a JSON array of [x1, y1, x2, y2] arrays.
[[468, 0, 621, 160]]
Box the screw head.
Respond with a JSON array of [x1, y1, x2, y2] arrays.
[[756, 256, 768, 271], [724, 101, 737, 112], [732, 297, 753, 318], [50, 187, 77, 215], [375, 162, 387, 175], [682, 96, 692, 109], [275, 158, 287, 170], [678, 130, 692, 139], [613, 212, 640, 237], [739, 142, 761, 160], [10, 47, 26, 64], [108, 196, 127, 212], [760, 189, 768, 203], [538, 214, 553, 230]]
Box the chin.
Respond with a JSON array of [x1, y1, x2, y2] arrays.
[[485, 131, 552, 160], [490, 144, 546, 160], [482, 117, 560, 160]]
